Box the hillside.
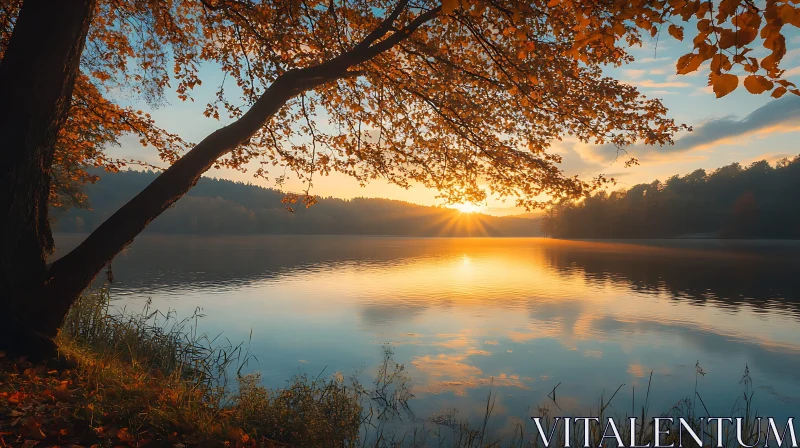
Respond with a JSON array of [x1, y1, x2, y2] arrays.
[[52, 170, 540, 237], [541, 156, 800, 239]]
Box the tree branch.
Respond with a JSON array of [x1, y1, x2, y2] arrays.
[[45, 0, 443, 313]]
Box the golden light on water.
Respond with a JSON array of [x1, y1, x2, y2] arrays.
[[96, 235, 800, 420]]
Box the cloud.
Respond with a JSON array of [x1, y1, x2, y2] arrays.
[[636, 57, 671, 64], [648, 90, 677, 95], [624, 69, 646, 79], [785, 48, 800, 62], [627, 363, 647, 378], [411, 353, 530, 396], [690, 85, 714, 96], [783, 65, 800, 77], [585, 96, 800, 163], [543, 138, 606, 176], [630, 79, 692, 88], [560, 144, 606, 175]]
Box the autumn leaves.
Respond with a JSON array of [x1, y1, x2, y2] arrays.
[[490, 0, 800, 99], [647, 0, 798, 98]]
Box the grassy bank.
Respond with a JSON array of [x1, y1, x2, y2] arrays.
[[0, 289, 395, 447], [0, 289, 768, 447]]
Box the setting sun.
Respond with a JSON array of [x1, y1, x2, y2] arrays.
[[450, 203, 485, 214]]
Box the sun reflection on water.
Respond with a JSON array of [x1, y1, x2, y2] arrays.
[[59, 234, 800, 424]]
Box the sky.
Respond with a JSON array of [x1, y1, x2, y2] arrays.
[[108, 29, 800, 217]]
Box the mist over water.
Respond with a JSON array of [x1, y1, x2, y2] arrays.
[[53, 235, 800, 430]]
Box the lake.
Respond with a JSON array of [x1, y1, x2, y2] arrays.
[[53, 235, 800, 438]]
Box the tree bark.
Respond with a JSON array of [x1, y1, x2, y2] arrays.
[[0, 0, 97, 355]]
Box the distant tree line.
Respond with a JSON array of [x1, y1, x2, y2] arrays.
[[52, 169, 540, 237], [541, 156, 800, 239]]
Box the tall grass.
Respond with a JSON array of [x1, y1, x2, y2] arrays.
[[56, 288, 417, 446], [490, 363, 765, 448], [54, 288, 769, 448], [58, 288, 250, 403]]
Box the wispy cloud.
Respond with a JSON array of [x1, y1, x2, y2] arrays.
[[690, 85, 714, 96], [548, 139, 605, 176], [583, 96, 800, 163], [624, 69, 646, 79], [627, 79, 693, 88], [649, 90, 677, 95], [636, 57, 671, 64], [784, 48, 800, 62], [782, 65, 800, 77]]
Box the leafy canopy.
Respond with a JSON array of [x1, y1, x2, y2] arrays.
[[1, 0, 798, 210]]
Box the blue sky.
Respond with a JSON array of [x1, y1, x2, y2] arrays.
[[108, 31, 800, 216]]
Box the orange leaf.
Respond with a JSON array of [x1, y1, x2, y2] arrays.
[[697, 42, 715, 60], [710, 73, 739, 98], [710, 54, 731, 73], [733, 10, 761, 30], [676, 53, 702, 75], [743, 75, 773, 94], [442, 0, 458, 14], [733, 28, 758, 48], [778, 4, 800, 27], [718, 29, 736, 49], [772, 86, 788, 98], [117, 427, 136, 443], [761, 54, 781, 74], [764, 32, 786, 56], [695, 1, 711, 19], [668, 24, 684, 41], [717, 0, 740, 21]]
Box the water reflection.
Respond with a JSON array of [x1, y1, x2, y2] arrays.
[[52, 235, 800, 426], [541, 240, 800, 314]]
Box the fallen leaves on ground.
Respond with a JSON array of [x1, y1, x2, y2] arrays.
[[0, 353, 287, 447]]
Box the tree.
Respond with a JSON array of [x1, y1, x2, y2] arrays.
[[541, 156, 800, 239], [1, 0, 799, 356], [1, 0, 99, 354]]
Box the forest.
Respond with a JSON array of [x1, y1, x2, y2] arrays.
[[541, 155, 800, 239], [52, 169, 540, 237]]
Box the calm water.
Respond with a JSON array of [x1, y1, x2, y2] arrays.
[[54, 235, 800, 434]]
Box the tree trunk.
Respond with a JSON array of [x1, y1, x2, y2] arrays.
[[0, 0, 97, 355]]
